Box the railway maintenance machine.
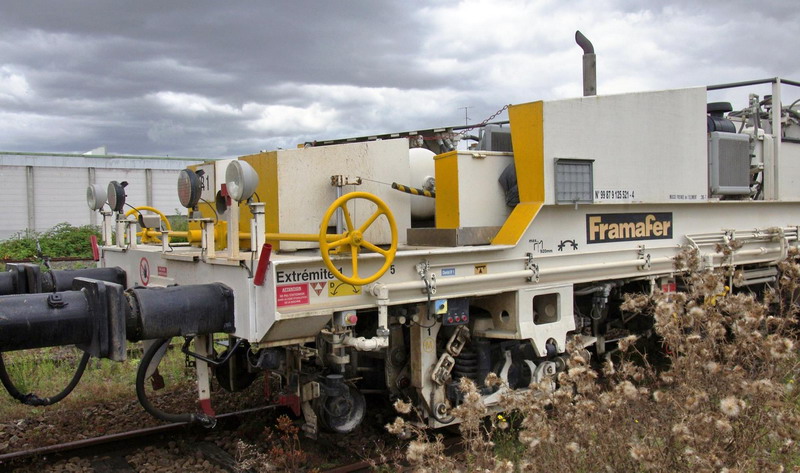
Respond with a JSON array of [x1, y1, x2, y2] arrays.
[[1, 74, 800, 434]]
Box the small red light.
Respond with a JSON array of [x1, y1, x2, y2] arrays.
[[447, 317, 453, 323], [461, 315, 468, 322], [347, 314, 358, 325]]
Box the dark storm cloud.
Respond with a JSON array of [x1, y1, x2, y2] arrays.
[[0, 0, 798, 158]]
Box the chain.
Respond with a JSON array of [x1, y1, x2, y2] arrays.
[[460, 104, 510, 133]]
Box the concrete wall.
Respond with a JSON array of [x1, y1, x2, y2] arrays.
[[0, 152, 205, 240]]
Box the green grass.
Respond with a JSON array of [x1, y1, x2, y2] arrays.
[[0, 340, 193, 419]]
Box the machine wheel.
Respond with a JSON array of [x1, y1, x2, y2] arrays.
[[318, 192, 397, 286], [314, 374, 366, 434], [214, 344, 258, 392]]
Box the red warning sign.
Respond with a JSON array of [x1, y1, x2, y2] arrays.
[[139, 258, 150, 286], [310, 281, 325, 296], [277, 283, 309, 307]]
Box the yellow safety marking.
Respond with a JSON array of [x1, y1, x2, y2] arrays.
[[242, 151, 280, 250], [492, 202, 544, 245], [492, 101, 545, 245], [391, 182, 435, 198], [474, 264, 488, 275], [434, 150, 460, 229], [328, 280, 361, 297]]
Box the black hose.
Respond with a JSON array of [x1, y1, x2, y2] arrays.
[[135, 338, 216, 428], [0, 350, 90, 406]]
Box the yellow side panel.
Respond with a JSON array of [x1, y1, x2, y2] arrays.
[[241, 151, 281, 251], [491, 202, 543, 245], [434, 150, 460, 229], [491, 101, 544, 245], [509, 101, 544, 203]]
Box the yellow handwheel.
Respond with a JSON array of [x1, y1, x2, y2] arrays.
[[125, 206, 172, 243], [319, 192, 397, 286]]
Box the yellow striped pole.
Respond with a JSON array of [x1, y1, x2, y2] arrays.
[[391, 182, 435, 198]]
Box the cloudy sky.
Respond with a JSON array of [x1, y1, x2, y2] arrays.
[[1, 0, 798, 158]]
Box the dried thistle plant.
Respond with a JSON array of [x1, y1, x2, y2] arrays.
[[384, 250, 800, 472]]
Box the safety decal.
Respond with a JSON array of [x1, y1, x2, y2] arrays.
[[441, 267, 456, 277], [329, 281, 361, 297], [310, 281, 326, 296], [139, 257, 150, 286], [586, 212, 673, 244], [558, 239, 578, 251], [157, 266, 168, 277], [474, 264, 487, 275], [276, 283, 309, 307]]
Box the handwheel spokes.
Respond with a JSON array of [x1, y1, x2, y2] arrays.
[[328, 235, 351, 250], [361, 240, 389, 256], [358, 209, 384, 235], [350, 245, 359, 278], [340, 204, 355, 233], [318, 191, 398, 286]]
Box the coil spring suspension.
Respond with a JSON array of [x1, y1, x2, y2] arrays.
[[452, 346, 479, 381]]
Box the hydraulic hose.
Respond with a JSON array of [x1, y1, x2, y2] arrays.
[[0, 350, 90, 406], [135, 338, 216, 428]]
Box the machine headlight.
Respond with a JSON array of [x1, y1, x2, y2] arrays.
[[225, 160, 259, 202], [86, 184, 107, 211], [107, 181, 128, 213], [177, 168, 202, 209]]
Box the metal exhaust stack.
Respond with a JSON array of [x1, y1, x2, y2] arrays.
[[575, 30, 596, 96]]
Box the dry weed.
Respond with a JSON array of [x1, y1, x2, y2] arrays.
[[389, 248, 800, 471]]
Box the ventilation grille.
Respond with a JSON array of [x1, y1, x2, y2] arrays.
[[555, 158, 594, 204], [477, 125, 513, 152], [709, 132, 750, 195]]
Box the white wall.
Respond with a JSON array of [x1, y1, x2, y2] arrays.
[[0, 153, 204, 240]]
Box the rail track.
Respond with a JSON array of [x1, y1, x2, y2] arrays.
[[0, 406, 272, 471], [0, 403, 406, 472]]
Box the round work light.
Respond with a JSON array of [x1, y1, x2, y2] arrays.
[[177, 169, 202, 209], [107, 181, 128, 213], [225, 160, 259, 202], [86, 184, 107, 211]]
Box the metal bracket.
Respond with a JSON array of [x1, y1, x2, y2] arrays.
[[430, 353, 455, 386], [330, 175, 363, 187], [525, 252, 539, 282], [637, 245, 651, 271], [301, 381, 321, 401], [445, 325, 469, 357], [416, 260, 436, 295], [723, 229, 735, 244], [300, 401, 319, 438]]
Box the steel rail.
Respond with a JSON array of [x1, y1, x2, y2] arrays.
[[0, 404, 276, 465]]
